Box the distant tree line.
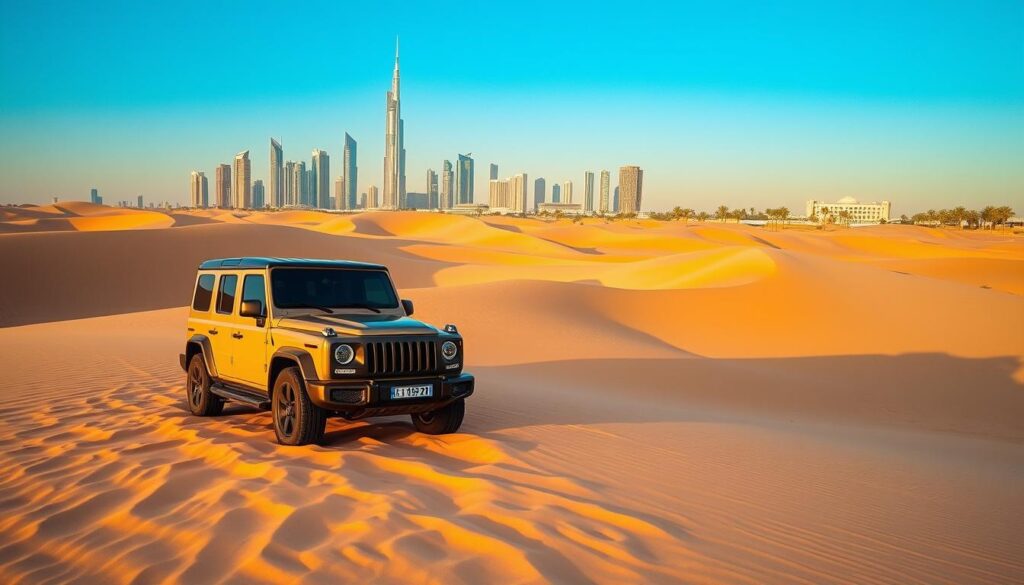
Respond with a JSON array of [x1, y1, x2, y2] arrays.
[[908, 206, 1015, 229]]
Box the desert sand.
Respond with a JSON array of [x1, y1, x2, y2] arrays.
[[0, 203, 1022, 584]]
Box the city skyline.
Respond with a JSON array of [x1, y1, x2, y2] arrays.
[[1, 2, 1021, 215]]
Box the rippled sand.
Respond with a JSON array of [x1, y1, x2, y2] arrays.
[[0, 206, 1022, 584]]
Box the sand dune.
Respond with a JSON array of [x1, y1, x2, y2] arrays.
[[1, 208, 1022, 584], [0, 201, 174, 233]]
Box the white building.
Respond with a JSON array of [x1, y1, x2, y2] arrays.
[[538, 202, 585, 216], [488, 173, 528, 213], [807, 197, 891, 223]]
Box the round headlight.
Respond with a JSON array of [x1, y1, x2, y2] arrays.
[[334, 344, 354, 365], [441, 341, 458, 361]]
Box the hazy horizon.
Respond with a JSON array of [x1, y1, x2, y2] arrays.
[[1, 1, 1022, 215]]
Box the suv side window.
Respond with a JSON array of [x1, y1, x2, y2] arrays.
[[242, 275, 266, 318], [217, 274, 238, 314], [192, 274, 215, 311]]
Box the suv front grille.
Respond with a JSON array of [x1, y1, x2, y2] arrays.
[[365, 340, 437, 376]]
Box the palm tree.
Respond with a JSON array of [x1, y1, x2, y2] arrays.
[[778, 206, 790, 230], [838, 209, 851, 226], [995, 206, 1015, 229], [731, 208, 745, 223], [681, 208, 695, 224], [671, 206, 684, 220], [964, 209, 980, 229], [819, 206, 832, 226], [716, 205, 729, 222], [952, 206, 967, 229], [697, 211, 710, 222], [980, 206, 996, 229]]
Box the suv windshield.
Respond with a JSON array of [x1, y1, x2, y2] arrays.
[[271, 268, 399, 311]]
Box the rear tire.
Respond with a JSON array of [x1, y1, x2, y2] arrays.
[[411, 399, 465, 435], [272, 366, 326, 446], [186, 354, 224, 416]]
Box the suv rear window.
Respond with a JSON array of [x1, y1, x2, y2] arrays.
[[217, 274, 238, 314], [192, 274, 215, 311]]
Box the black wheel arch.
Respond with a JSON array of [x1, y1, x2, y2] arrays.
[[267, 347, 318, 400], [185, 334, 219, 378]]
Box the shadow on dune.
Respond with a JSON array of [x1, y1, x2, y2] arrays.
[[467, 353, 1024, 441], [0, 223, 455, 327], [167, 213, 219, 227]]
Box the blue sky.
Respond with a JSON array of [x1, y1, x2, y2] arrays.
[[1, 0, 1022, 213]]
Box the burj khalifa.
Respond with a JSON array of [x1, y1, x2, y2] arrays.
[[383, 37, 405, 209]]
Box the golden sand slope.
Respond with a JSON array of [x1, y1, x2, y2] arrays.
[[0, 201, 176, 233], [1, 211, 1022, 584]]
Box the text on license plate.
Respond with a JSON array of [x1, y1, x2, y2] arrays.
[[390, 384, 434, 400]]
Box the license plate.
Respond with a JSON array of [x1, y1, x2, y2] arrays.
[[390, 384, 433, 400]]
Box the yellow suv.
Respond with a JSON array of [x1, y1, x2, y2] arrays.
[[179, 257, 474, 445]]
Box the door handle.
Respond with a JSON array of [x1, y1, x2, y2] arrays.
[[232, 332, 244, 339], [208, 329, 218, 335]]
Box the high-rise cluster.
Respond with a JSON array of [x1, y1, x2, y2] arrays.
[[183, 39, 642, 216]]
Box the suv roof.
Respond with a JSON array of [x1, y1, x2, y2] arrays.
[[198, 257, 388, 271]]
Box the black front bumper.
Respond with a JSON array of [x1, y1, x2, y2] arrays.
[[306, 373, 475, 414]]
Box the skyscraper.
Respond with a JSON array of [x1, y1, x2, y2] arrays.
[[335, 176, 344, 210], [190, 171, 208, 208], [599, 170, 610, 214], [455, 153, 474, 204], [294, 161, 307, 206], [215, 164, 231, 208], [367, 185, 379, 209], [426, 169, 438, 209], [399, 119, 406, 205], [618, 165, 643, 215], [233, 151, 251, 208], [552, 183, 561, 203], [584, 171, 595, 212], [441, 160, 454, 209], [489, 163, 498, 180], [534, 177, 545, 211], [613, 186, 620, 213], [270, 138, 283, 207], [312, 149, 330, 209], [89, 188, 101, 205], [137, 195, 144, 208], [284, 161, 296, 205], [303, 166, 314, 206], [489, 179, 507, 209], [252, 179, 265, 209], [382, 37, 404, 209], [562, 180, 574, 204], [511, 173, 528, 213], [343, 133, 357, 210]]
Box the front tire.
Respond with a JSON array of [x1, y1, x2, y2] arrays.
[[411, 399, 465, 435], [272, 366, 326, 446], [186, 354, 224, 416]]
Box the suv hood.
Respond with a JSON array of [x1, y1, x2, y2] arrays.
[[275, 313, 438, 337]]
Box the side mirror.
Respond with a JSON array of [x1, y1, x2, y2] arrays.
[[240, 300, 264, 318], [401, 299, 414, 316]]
